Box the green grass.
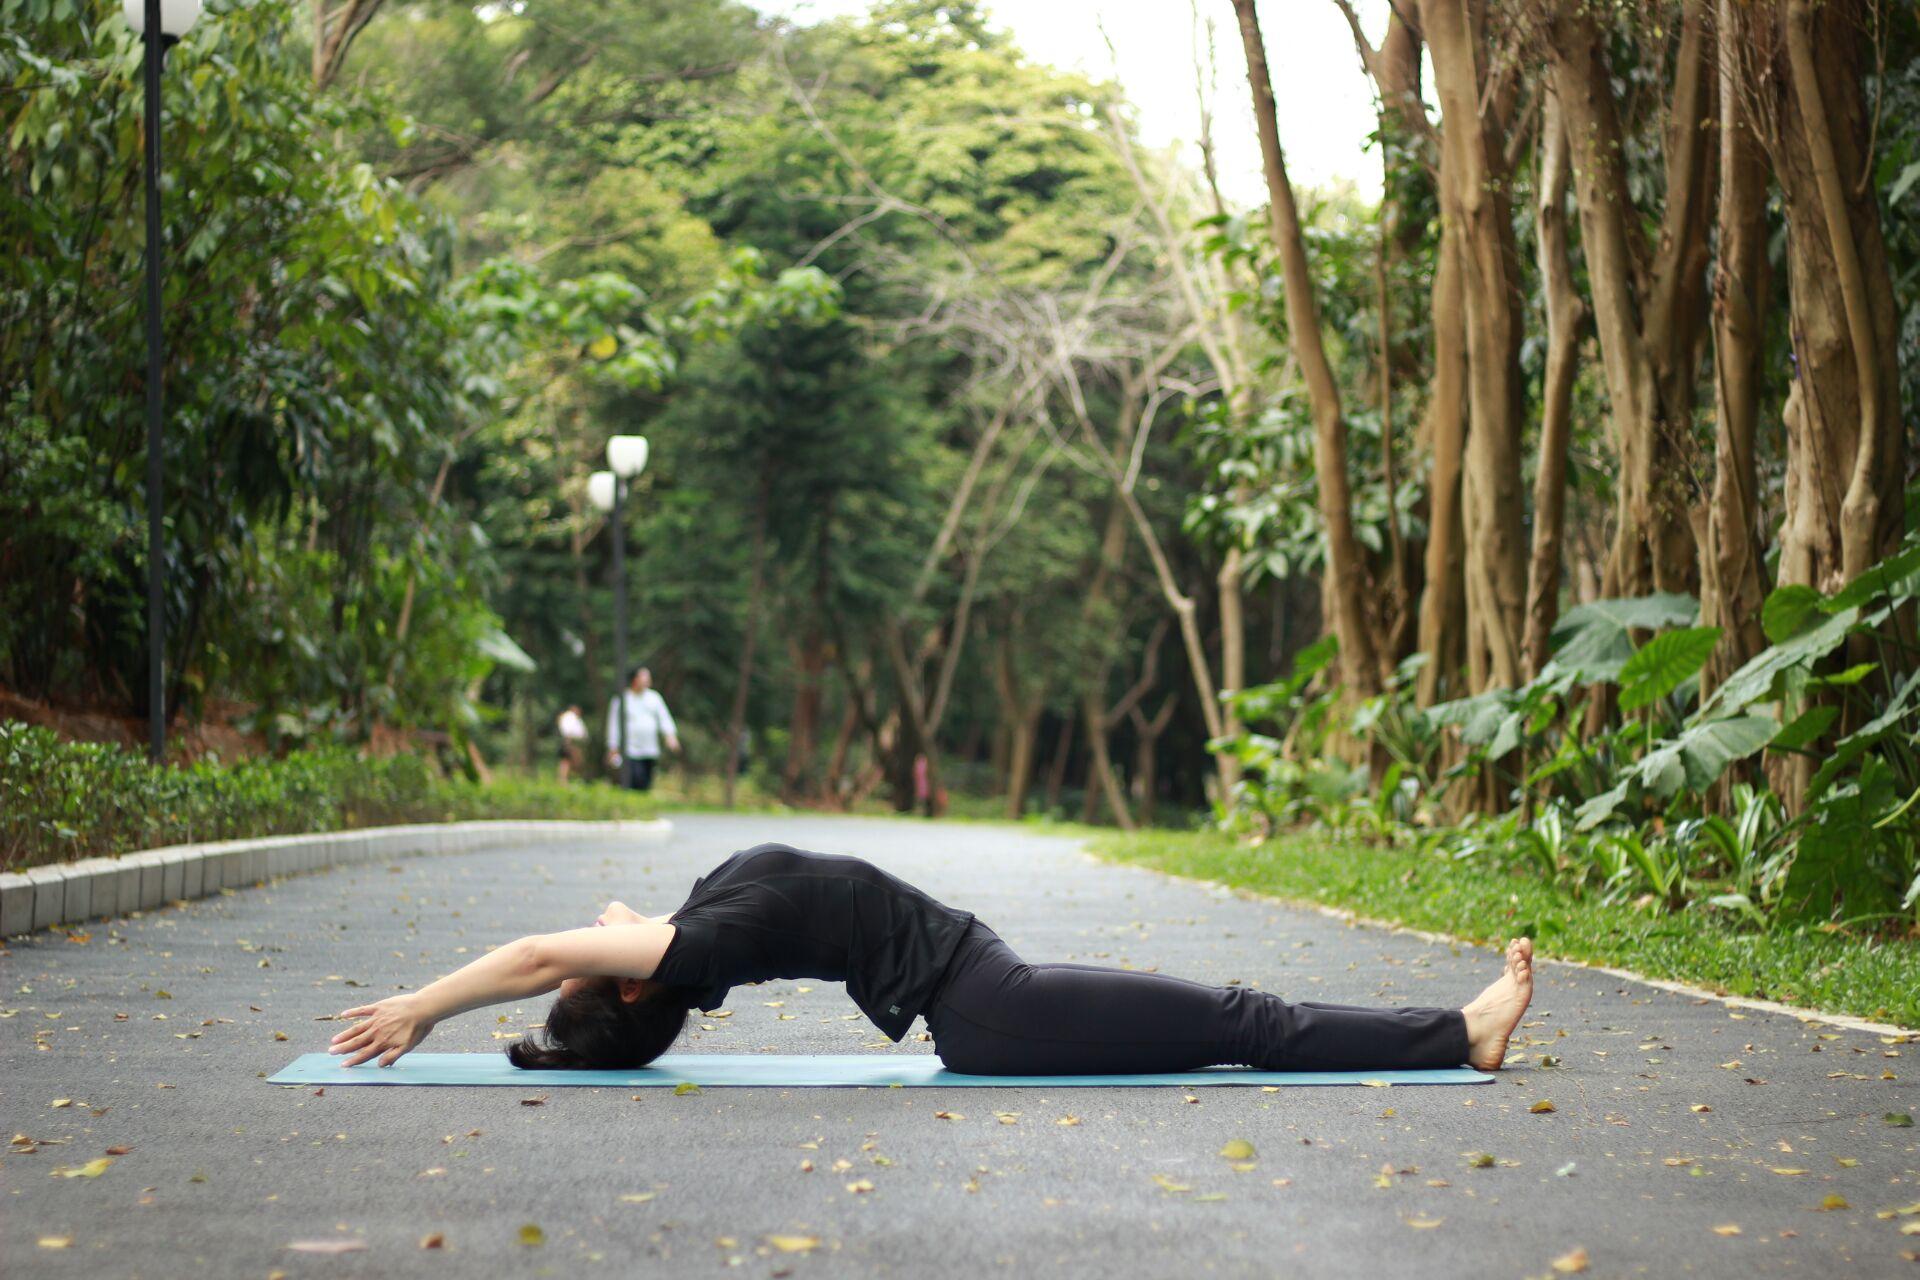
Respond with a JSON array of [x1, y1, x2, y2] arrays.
[[1090, 827, 1920, 1030]]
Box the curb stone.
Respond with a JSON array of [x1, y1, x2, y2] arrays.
[[1, 819, 674, 937]]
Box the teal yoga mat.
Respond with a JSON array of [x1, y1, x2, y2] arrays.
[[270, 1052, 1491, 1089]]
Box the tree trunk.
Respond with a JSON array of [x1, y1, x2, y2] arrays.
[[1232, 0, 1382, 695], [1415, 228, 1469, 707], [1044, 713, 1075, 814], [1702, 0, 1773, 694], [1522, 94, 1584, 679], [1546, 0, 1715, 601], [1423, 0, 1527, 693]]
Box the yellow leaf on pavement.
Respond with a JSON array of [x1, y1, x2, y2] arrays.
[[1218, 1139, 1256, 1160], [1551, 1246, 1590, 1273], [518, 1224, 545, 1247], [1711, 1225, 1741, 1237], [767, 1236, 820, 1254], [1530, 1100, 1556, 1114]]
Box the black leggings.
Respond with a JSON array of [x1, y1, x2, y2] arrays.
[[924, 921, 1469, 1075]]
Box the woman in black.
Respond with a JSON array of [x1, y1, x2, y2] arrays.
[[329, 844, 1535, 1075]]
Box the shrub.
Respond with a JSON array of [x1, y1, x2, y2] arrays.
[[0, 721, 655, 871]]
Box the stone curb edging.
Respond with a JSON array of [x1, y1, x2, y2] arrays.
[[0, 819, 674, 938], [1089, 851, 1920, 1042]]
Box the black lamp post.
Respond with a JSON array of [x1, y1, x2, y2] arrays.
[[588, 435, 649, 781], [125, 0, 201, 764]]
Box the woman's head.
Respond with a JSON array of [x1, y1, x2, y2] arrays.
[[506, 978, 692, 1070]]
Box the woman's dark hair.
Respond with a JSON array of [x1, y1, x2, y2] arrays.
[[507, 982, 696, 1070]]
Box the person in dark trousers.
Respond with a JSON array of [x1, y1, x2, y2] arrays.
[[330, 845, 1535, 1076], [605, 665, 678, 791]]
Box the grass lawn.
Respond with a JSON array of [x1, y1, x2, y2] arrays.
[[1090, 827, 1920, 1031]]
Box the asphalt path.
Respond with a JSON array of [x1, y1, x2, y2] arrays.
[[6, 813, 1918, 1278]]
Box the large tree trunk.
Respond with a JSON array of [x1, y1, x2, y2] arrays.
[[1233, 0, 1382, 695], [1414, 228, 1469, 707], [1770, 0, 1905, 596], [1547, 0, 1715, 601], [1701, 0, 1773, 694], [1522, 94, 1585, 679], [1422, 0, 1527, 693]]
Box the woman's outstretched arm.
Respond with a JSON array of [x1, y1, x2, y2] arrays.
[[329, 920, 676, 1066]]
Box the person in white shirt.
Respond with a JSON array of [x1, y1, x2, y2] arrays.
[[606, 666, 679, 791], [555, 705, 589, 784]]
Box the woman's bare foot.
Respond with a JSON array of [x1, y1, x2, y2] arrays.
[[1462, 937, 1534, 1071]]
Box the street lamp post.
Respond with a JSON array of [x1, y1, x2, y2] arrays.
[[588, 435, 649, 783], [124, 0, 202, 764]]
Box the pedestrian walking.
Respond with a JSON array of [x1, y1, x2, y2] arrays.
[[555, 705, 588, 784], [606, 665, 679, 792]]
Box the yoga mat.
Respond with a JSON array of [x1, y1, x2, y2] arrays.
[[271, 1052, 1491, 1089]]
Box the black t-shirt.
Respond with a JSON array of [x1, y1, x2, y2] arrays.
[[651, 844, 975, 1042]]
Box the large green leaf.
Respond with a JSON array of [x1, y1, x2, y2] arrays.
[[1619, 626, 1720, 712], [1548, 594, 1699, 682], [1823, 540, 1920, 613], [1697, 606, 1860, 719], [1761, 585, 1824, 644]]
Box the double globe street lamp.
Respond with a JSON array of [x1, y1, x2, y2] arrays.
[[588, 435, 650, 777], [124, 0, 203, 763]]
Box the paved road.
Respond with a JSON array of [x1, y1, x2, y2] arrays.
[[6, 814, 1917, 1277]]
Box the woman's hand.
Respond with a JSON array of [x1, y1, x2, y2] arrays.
[[329, 994, 436, 1067]]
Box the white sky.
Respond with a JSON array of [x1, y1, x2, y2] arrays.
[[761, 0, 1396, 205]]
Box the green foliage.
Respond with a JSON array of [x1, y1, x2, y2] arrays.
[[1094, 825, 1920, 1028], [0, 720, 655, 871]]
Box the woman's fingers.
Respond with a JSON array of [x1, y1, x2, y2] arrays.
[[337, 1005, 375, 1020]]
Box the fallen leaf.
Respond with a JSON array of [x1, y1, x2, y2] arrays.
[[1466, 1152, 1496, 1169], [519, 1096, 546, 1107], [1218, 1139, 1256, 1161], [105, 1146, 132, 1156], [287, 1240, 366, 1255], [1191, 1192, 1228, 1202], [1530, 1100, 1556, 1114], [1550, 1246, 1590, 1273], [518, 1224, 545, 1246], [767, 1235, 820, 1254], [52, 1157, 113, 1179], [38, 1236, 73, 1249], [1816, 1194, 1849, 1211], [934, 1110, 964, 1121], [673, 1082, 700, 1096], [1152, 1174, 1191, 1194], [273, 1032, 288, 1042], [1663, 1157, 1694, 1167], [1690, 1104, 1712, 1113], [420, 1233, 445, 1249], [1057, 1115, 1081, 1127], [993, 1111, 1020, 1125], [1885, 1113, 1914, 1127], [844, 1179, 874, 1194], [1711, 1225, 1741, 1237], [1406, 1215, 1443, 1230], [619, 1193, 655, 1204], [51, 1099, 72, 1109], [1771, 1167, 1810, 1176]]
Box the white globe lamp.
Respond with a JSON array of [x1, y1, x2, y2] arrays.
[[607, 434, 649, 479], [124, 0, 201, 38], [587, 470, 617, 514]]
